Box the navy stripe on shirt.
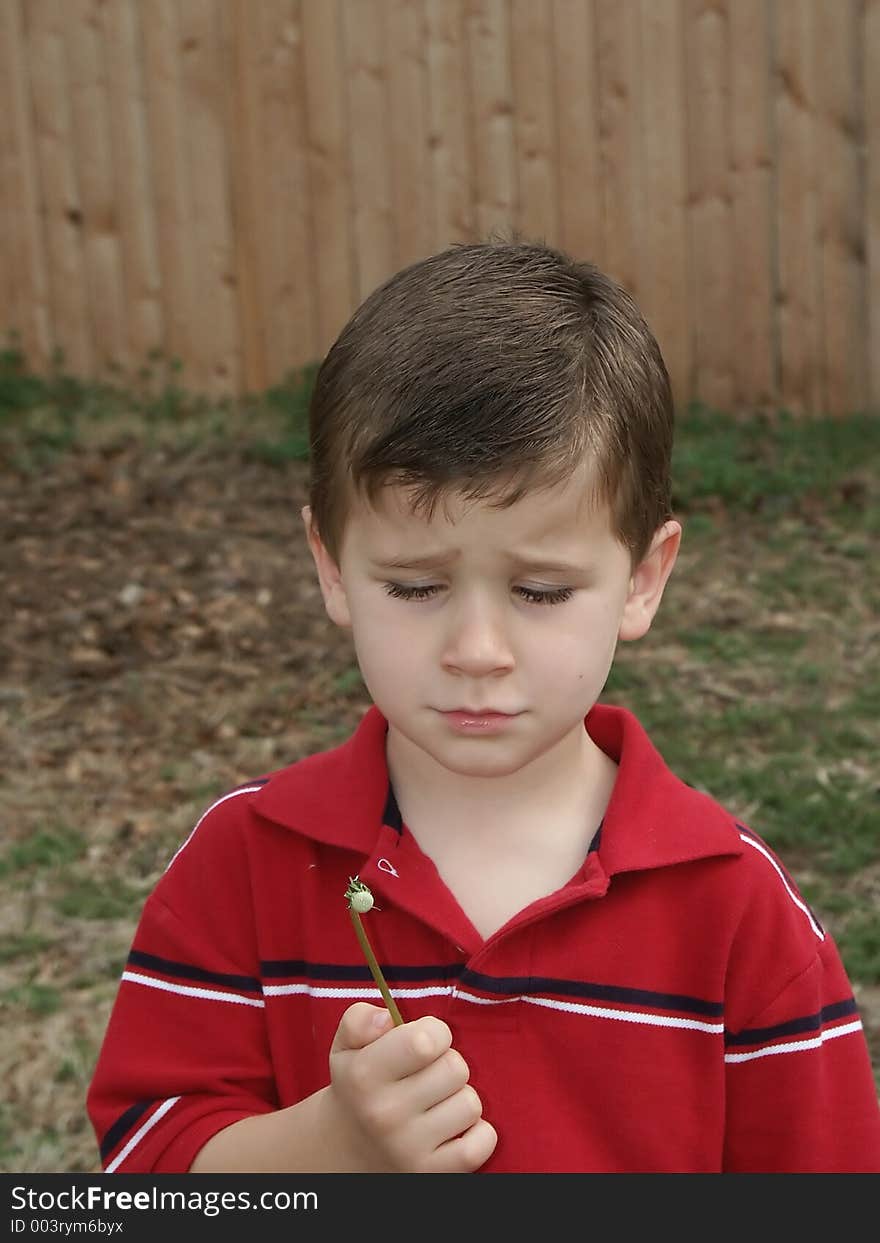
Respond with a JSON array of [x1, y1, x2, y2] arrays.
[[128, 949, 262, 994], [262, 959, 465, 983], [724, 997, 858, 1047], [123, 949, 857, 1041], [461, 968, 724, 1018], [100, 1100, 153, 1161], [261, 959, 723, 1020]]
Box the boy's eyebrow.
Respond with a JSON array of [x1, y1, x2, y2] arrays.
[[509, 555, 586, 576], [371, 551, 585, 575], [509, 551, 591, 574], [371, 552, 460, 570]]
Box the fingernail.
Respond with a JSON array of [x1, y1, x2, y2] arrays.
[[372, 1009, 393, 1033]]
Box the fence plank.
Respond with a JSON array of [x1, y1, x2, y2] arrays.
[[638, 0, 690, 410], [729, 0, 775, 411], [140, 0, 196, 385], [301, 0, 355, 358], [465, 0, 516, 242], [425, 0, 476, 248], [869, 0, 880, 410], [595, 0, 641, 296], [250, 0, 316, 384], [387, 0, 435, 270], [0, 66, 9, 338], [685, 0, 734, 411], [343, 0, 396, 300], [510, 0, 558, 243], [64, 0, 129, 377], [0, 0, 51, 368], [551, 0, 603, 265], [24, 0, 93, 374], [225, 0, 268, 391], [176, 0, 240, 395], [225, 0, 317, 391], [101, 0, 164, 378], [814, 0, 867, 416], [774, 0, 821, 415]]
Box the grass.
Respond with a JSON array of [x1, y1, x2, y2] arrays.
[[0, 827, 88, 877], [0, 340, 317, 473], [670, 401, 879, 520], [2, 983, 62, 1017]]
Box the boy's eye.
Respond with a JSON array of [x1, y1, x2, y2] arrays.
[[383, 582, 439, 601], [382, 582, 574, 606], [516, 585, 574, 606]]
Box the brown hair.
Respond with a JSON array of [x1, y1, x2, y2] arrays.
[[307, 236, 674, 565]]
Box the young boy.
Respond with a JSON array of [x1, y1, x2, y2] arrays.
[[87, 239, 880, 1173]]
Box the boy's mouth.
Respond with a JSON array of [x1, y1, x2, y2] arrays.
[[438, 709, 521, 733]]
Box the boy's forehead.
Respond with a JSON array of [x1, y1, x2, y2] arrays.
[[345, 469, 610, 551]]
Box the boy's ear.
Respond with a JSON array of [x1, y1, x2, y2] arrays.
[[301, 505, 352, 629], [618, 519, 681, 642]]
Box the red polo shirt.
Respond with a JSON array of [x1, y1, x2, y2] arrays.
[[87, 703, 880, 1172]]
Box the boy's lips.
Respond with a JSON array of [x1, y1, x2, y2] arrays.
[[441, 708, 519, 716], [437, 708, 522, 733]]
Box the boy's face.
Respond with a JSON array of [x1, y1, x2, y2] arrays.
[[304, 469, 680, 782]]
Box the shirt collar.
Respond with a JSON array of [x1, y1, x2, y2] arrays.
[[251, 703, 743, 875], [584, 703, 743, 874]]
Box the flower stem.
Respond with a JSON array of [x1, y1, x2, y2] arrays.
[[349, 908, 404, 1026]]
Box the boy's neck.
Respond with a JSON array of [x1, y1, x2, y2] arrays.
[[384, 719, 618, 939], [384, 718, 615, 843]]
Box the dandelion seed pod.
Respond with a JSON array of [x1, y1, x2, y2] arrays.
[[350, 888, 374, 914]]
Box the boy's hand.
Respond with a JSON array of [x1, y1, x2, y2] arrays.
[[327, 1002, 498, 1173]]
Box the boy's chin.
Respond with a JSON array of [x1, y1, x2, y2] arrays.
[[386, 721, 520, 776], [402, 731, 570, 782]]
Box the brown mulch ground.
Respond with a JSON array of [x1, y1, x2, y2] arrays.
[[2, 435, 375, 1172]]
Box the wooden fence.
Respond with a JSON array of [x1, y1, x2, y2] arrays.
[[1, 0, 878, 415]]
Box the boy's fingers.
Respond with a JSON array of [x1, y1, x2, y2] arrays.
[[332, 1006, 455, 1078], [331, 1002, 395, 1053], [396, 1016, 454, 1075]]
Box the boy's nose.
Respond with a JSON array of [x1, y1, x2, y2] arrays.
[[440, 597, 515, 676]]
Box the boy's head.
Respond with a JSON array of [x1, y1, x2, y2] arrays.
[[302, 239, 681, 784], [306, 237, 674, 570]]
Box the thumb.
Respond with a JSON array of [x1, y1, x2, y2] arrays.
[[331, 1002, 395, 1054]]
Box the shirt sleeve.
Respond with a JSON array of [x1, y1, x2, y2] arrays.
[[721, 845, 880, 1172], [86, 790, 277, 1173]]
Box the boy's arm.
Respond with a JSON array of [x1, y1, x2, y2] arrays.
[[86, 790, 283, 1173], [87, 793, 496, 1174], [722, 890, 880, 1172], [86, 889, 278, 1173], [188, 1087, 355, 1173]]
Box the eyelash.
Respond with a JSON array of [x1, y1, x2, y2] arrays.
[[383, 582, 575, 606]]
